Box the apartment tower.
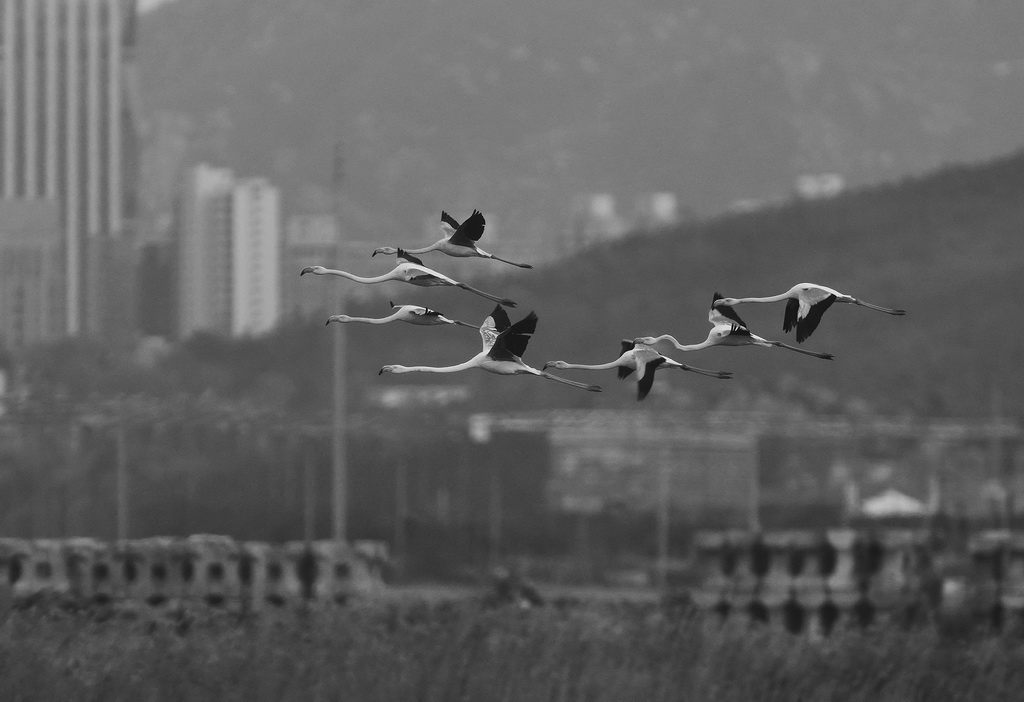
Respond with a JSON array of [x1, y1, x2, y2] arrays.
[[177, 164, 281, 339]]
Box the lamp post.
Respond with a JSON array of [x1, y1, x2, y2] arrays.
[[331, 142, 348, 542]]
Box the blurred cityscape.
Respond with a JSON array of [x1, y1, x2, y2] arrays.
[[1, 0, 1023, 584]]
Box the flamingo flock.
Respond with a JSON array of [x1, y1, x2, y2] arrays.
[[302, 209, 906, 401]]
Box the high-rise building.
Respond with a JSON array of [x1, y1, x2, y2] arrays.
[[0, 199, 64, 346], [177, 163, 233, 337], [176, 164, 281, 339], [230, 177, 279, 337], [0, 0, 140, 338]]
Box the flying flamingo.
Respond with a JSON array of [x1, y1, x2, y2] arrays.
[[713, 283, 905, 342], [300, 249, 517, 307], [543, 340, 732, 401], [634, 293, 835, 360], [326, 302, 478, 329], [379, 305, 602, 392], [371, 210, 533, 268]]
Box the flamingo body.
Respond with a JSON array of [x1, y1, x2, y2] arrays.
[[326, 302, 477, 328], [634, 293, 835, 360], [544, 340, 731, 400], [714, 283, 905, 342], [379, 306, 601, 392], [371, 210, 533, 268], [300, 249, 517, 307]]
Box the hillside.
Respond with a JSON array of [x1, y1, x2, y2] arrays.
[[39, 149, 1019, 421], [136, 0, 1024, 258], [323, 148, 1023, 418]]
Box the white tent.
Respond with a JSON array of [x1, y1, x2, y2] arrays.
[[861, 488, 928, 517]]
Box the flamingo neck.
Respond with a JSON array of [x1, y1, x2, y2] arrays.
[[388, 359, 478, 374], [325, 269, 397, 284], [350, 313, 400, 324], [734, 293, 792, 304], [404, 241, 442, 255], [558, 359, 624, 371], [655, 334, 708, 352]]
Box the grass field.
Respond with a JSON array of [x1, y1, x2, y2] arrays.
[[2, 595, 1023, 701]]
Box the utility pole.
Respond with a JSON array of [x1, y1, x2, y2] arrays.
[[488, 462, 502, 565], [331, 142, 348, 542], [115, 420, 128, 541], [655, 447, 671, 589], [303, 437, 316, 542]]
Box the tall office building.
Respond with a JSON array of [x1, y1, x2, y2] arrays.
[[0, 0, 140, 337], [177, 164, 281, 339], [0, 199, 64, 346], [177, 163, 232, 337]]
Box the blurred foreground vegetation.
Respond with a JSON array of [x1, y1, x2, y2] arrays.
[[2, 597, 1023, 701]]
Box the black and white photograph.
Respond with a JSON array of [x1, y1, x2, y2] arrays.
[[1, 0, 1023, 699]]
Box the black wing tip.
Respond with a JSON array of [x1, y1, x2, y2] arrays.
[[396, 248, 424, 265], [712, 292, 724, 305]]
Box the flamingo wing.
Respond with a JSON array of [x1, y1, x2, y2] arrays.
[[489, 311, 537, 361], [711, 292, 749, 328], [617, 340, 638, 379], [636, 356, 667, 401], [440, 211, 461, 230], [792, 294, 836, 343], [447, 210, 486, 246], [726, 324, 753, 339], [396, 248, 425, 265], [412, 306, 444, 320], [479, 305, 510, 351]]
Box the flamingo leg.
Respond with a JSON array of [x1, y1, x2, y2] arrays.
[[538, 371, 603, 392], [771, 341, 834, 360], [854, 299, 906, 315], [455, 282, 518, 307]]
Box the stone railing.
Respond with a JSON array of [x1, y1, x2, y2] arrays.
[[687, 529, 948, 634], [0, 535, 387, 611]]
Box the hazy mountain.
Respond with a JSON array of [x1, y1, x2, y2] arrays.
[[136, 0, 1024, 255], [70, 148, 1019, 421], [317, 147, 1022, 419]]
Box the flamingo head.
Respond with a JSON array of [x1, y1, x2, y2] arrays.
[[378, 365, 399, 375], [300, 265, 326, 276], [542, 361, 568, 371], [632, 336, 658, 346], [371, 246, 398, 257], [326, 315, 352, 325], [713, 297, 741, 307]]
